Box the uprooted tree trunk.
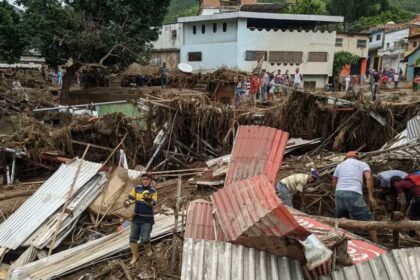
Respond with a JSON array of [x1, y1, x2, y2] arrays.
[[60, 63, 81, 105], [314, 216, 420, 231]]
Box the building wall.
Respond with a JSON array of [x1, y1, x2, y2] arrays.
[[335, 34, 369, 58], [181, 20, 238, 71], [369, 31, 384, 50], [407, 48, 420, 82], [183, 20, 237, 45], [379, 29, 409, 72], [153, 24, 183, 51], [181, 42, 238, 71], [236, 19, 335, 87], [150, 51, 180, 71]]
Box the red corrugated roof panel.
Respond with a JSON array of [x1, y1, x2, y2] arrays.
[[184, 199, 225, 241], [211, 175, 310, 244], [289, 209, 387, 264], [225, 125, 289, 185]]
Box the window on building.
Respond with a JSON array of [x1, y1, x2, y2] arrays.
[[223, 22, 227, 32], [245, 51, 267, 61], [376, 34, 381, 41], [335, 38, 343, 47], [202, 24, 205, 34], [188, 52, 202, 61], [268, 51, 303, 64], [304, 81, 316, 90], [413, 41, 418, 48], [171, 30, 177, 39], [357, 40, 367, 48], [369, 37, 372, 43], [386, 43, 390, 49], [193, 25, 196, 34], [308, 52, 328, 62], [213, 23, 217, 33]]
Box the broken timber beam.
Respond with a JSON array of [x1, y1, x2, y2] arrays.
[[313, 216, 420, 231]]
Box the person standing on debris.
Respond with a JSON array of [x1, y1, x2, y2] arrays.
[[393, 71, 400, 89], [276, 168, 319, 207], [293, 68, 302, 90], [345, 75, 351, 92], [124, 173, 158, 265], [235, 77, 244, 107], [262, 69, 270, 101], [159, 63, 169, 88], [332, 151, 378, 242], [250, 74, 257, 105]]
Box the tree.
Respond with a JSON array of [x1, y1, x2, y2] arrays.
[[18, 0, 170, 104], [327, 0, 390, 24], [333, 51, 359, 89], [288, 0, 324, 15], [350, 8, 414, 32], [0, 1, 27, 63]]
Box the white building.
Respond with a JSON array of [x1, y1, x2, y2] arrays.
[[150, 23, 183, 70], [379, 28, 409, 73], [178, 12, 343, 88]]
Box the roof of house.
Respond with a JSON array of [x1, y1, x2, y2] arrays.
[[240, 3, 287, 13], [178, 11, 344, 24]]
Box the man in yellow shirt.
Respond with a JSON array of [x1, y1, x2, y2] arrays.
[[276, 168, 319, 207], [124, 173, 157, 265]]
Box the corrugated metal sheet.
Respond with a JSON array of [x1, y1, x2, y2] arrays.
[[0, 159, 102, 250], [407, 115, 420, 140], [10, 214, 180, 280], [181, 238, 305, 280], [290, 209, 386, 264], [322, 247, 420, 280], [184, 199, 226, 241], [211, 175, 309, 247], [225, 126, 289, 185], [25, 173, 107, 249]]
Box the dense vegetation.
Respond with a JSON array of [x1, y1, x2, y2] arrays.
[[164, 0, 419, 31]]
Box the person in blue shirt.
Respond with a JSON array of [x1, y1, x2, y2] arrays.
[[124, 173, 157, 265]]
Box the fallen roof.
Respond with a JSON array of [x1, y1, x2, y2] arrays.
[[225, 125, 289, 185], [181, 238, 305, 280], [184, 199, 226, 241], [10, 214, 178, 280], [211, 175, 309, 246], [178, 11, 344, 24], [321, 247, 420, 280], [0, 159, 102, 250]]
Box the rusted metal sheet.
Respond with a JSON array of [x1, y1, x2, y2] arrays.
[[290, 209, 387, 264], [225, 125, 289, 185], [211, 175, 310, 249], [184, 199, 225, 241]]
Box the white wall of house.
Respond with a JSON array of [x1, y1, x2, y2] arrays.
[[152, 24, 183, 51], [379, 28, 409, 72], [183, 20, 237, 45], [335, 34, 369, 57], [369, 31, 384, 50]]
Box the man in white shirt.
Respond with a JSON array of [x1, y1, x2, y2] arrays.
[[276, 168, 319, 207], [393, 73, 399, 89], [293, 68, 302, 90], [332, 151, 377, 241], [345, 75, 351, 92]]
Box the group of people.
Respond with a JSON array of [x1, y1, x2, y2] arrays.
[[235, 68, 303, 106], [42, 65, 64, 87], [276, 151, 419, 242]]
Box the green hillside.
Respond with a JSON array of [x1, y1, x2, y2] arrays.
[[164, 0, 420, 24]]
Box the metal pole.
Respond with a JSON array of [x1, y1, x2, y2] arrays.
[[32, 100, 128, 112], [171, 175, 182, 270]]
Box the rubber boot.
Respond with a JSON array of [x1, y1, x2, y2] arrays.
[[129, 242, 139, 265], [145, 242, 153, 257]]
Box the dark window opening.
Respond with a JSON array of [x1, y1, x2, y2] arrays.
[[268, 51, 302, 64], [308, 52, 328, 62], [376, 34, 381, 41], [171, 30, 177, 39], [357, 40, 367, 48], [247, 18, 326, 30], [188, 52, 202, 62], [245, 51, 267, 61], [213, 23, 217, 33], [202, 24, 205, 34], [335, 38, 343, 47], [223, 22, 227, 32], [193, 25, 196, 34]]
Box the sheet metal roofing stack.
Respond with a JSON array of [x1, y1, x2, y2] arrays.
[[225, 125, 289, 185]]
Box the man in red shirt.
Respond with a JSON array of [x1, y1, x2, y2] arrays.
[[250, 74, 257, 105], [394, 175, 420, 221]]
